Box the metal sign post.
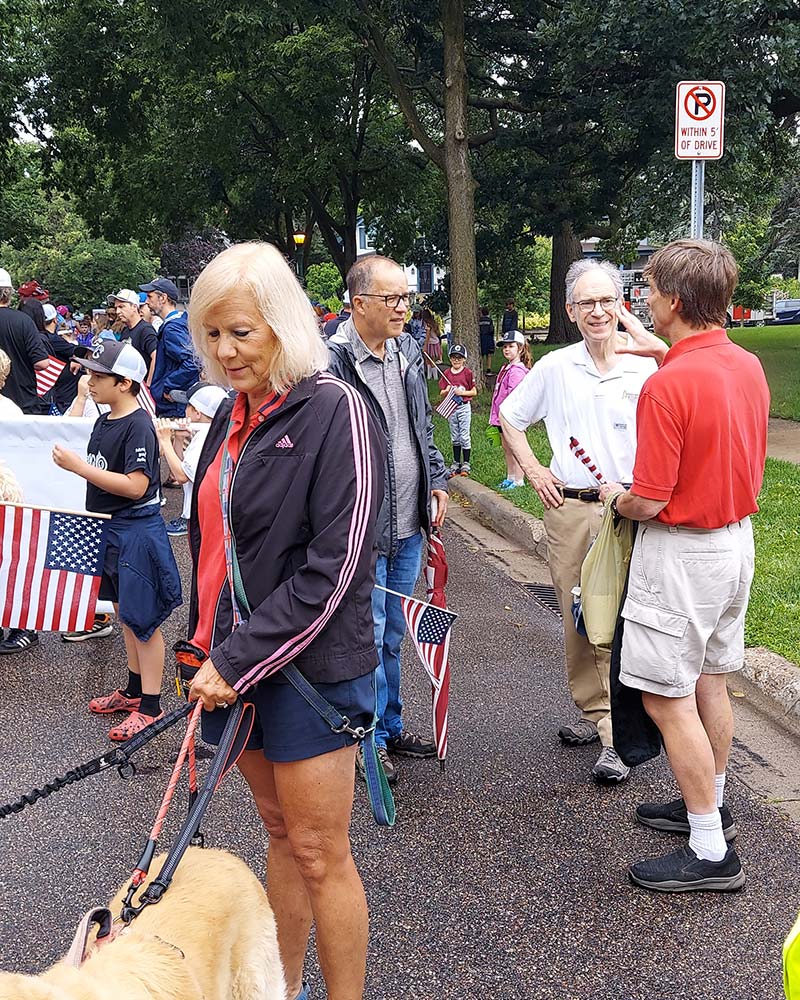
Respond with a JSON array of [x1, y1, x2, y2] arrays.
[[675, 81, 725, 239], [690, 159, 705, 239]]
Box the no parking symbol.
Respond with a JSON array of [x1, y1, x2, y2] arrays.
[[675, 80, 725, 160]]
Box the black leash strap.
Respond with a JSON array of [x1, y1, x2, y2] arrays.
[[121, 699, 254, 922], [0, 703, 193, 820]]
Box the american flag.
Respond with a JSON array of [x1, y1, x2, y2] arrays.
[[137, 382, 157, 419], [35, 356, 67, 397], [0, 504, 107, 632], [435, 386, 459, 420], [399, 594, 457, 690]]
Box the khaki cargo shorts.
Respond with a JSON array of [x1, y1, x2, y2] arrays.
[[620, 517, 754, 698]]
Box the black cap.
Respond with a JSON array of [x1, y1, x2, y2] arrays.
[[449, 343, 467, 357], [139, 278, 181, 300]]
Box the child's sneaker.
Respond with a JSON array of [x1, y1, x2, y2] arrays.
[[460, 463, 471, 476], [447, 462, 462, 479], [497, 478, 513, 489], [89, 689, 141, 715], [501, 480, 520, 491], [108, 710, 164, 742]]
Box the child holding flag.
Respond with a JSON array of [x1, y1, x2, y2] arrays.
[[52, 340, 182, 739], [489, 330, 531, 490], [438, 344, 476, 476]]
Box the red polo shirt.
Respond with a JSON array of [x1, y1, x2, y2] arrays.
[[631, 328, 769, 528]]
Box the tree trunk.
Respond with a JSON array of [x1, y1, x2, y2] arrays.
[[546, 221, 583, 344], [441, 0, 481, 388]]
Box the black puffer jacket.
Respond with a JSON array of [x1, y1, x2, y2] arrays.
[[187, 372, 386, 690]]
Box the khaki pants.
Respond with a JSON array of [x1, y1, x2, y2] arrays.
[[543, 499, 612, 746]]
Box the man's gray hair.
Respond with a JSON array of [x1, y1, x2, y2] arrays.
[[0, 287, 12, 305], [565, 259, 623, 303]]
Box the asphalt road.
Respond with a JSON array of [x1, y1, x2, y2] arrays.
[[1, 491, 799, 999]]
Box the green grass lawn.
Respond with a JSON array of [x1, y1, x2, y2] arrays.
[[728, 325, 800, 421], [432, 383, 800, 665], [494, 325, 800, 420]]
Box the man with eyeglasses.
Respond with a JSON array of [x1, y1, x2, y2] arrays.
[[499, 259, 658, 785], [327, 254, 449, 786]]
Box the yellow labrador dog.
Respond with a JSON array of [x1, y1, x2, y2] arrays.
[[0, 848, 286, 1000]]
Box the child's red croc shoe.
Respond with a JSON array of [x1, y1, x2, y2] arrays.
[[89, 690, 142, 715], [107, 710, 164, 742]]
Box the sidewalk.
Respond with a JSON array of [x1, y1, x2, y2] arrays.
[[769, 417, 800, 464]]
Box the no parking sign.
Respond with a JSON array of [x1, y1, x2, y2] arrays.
[[675, 81, 725, 160]]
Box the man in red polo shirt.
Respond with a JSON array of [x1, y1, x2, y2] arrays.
[[599, 239, 769, 893]]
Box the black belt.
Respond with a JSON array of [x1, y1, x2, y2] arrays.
[[560, 487, 601, 502]]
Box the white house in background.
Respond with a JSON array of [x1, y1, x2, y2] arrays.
[[356, 217, 446, 295]]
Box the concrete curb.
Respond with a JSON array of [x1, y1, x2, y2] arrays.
[[449, 476, 549, 561], [448, 474, 800, 731]]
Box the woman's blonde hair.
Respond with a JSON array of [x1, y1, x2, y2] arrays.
[[0, 349, 11, 390], [188, 242, 328, 394]]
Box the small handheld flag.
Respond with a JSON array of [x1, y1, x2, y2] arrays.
[[35, 357, 67, 397], [568, 436, 605, 483], [435, 386, 460, 420]]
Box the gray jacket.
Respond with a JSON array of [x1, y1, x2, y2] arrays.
[[327, 320, 448, 557]]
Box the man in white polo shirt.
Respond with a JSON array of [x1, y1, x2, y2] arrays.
[[500, 259, 657, 784]]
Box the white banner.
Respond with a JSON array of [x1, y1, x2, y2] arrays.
[[2, 416, 118, 617], [1, 416, 96, 511]]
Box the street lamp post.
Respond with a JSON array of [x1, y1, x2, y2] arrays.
[[292, 231, 306, 283]]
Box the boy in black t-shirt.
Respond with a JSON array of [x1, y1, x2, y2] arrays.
[[52, 340, 182, 740]]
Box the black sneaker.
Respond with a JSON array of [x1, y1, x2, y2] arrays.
[[386, 729, 437, 759], [636, 797, 737, 842], [61, 613, 114, 642], [628, 844, 745, 893], [356, 745, 397, 785], [0, 629, 39, 655]]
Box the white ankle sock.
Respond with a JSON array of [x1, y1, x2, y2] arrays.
[[715, 772, 726, 808], [687, 810, 727, 861]]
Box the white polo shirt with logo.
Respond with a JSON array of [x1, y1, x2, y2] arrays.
[[499, 340, 658, 487]]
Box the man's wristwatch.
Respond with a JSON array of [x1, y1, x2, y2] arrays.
[[610, 493, 622, 523]]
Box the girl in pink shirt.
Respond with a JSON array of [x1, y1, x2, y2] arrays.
[[489, 331, 531, 489]]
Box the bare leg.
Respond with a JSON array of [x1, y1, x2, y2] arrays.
[[695, 672, 734, 774], [275, 745, 367, 1000], [127, 626, 164, 696], [115, 602, 140, 682], [238, 750, 312, 1000], [642, 692, 716, 814]]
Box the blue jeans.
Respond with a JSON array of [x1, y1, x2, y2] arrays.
[[371, 531, 424, 748]]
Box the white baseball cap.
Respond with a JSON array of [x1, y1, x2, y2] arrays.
[[497, 330, 526, 346], [0, 268, 12, 287], [42, 303, 58, 323], [75, 340, 147, 383], [171, 381, 229, 418], [110, 288, 140, 306]]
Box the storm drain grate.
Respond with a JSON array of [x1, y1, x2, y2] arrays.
[[520, 583, 562, 618]]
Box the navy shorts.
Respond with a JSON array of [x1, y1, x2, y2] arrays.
[[201, 670, 377, 763]]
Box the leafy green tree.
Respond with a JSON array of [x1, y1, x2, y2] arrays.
[[1, 235, 156, 309], [305, 262, 343, 304]]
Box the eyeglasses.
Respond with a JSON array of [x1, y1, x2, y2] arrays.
[[573, 297, 618, 313], [358, 293, 412, 309]]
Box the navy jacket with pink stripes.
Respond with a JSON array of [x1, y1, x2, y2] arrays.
[[187, 372, 386, 690]]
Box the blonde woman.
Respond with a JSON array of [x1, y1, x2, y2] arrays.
[[185, 242, 385, 1000]]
